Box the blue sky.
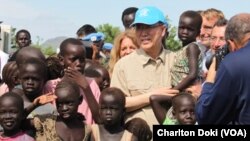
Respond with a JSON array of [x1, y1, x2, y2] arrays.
[[0, 0, 249, 43]]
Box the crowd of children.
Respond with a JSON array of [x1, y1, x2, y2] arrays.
[[1, 4, 246, 141]]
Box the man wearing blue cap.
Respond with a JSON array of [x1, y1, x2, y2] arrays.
[[82, 32, 109, 67], [111, 6, 178, 129]]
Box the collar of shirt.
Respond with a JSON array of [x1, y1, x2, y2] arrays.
[[136, 47, 166, 65]]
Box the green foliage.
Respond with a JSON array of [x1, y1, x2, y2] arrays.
[[42, 46, 56, 56], [96, 24, 121, 43], [33, 44, 56, 57], [165, 17, 182, 51], [33, 36, 56, 57]]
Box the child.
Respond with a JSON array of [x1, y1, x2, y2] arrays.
[[150, 93, 196, 125], [15, 47, 46, 67], [124, 118, 152, 141], [8, 29, 32, 62], [18, 58, 55, 117], [171, 10, 203, 91], [26, 79, 92, 141], [46, 55, 64, 80], [0, 61, 19, 95], [0, 92, 34, 141], [85, 64, 110, 91], [44, 38, 101, 124], [91, 87, 137, 141]]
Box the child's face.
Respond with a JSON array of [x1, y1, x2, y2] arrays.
[[99, 94, 124, 126], [174, 98, 196, 125], [56, 88, 80, 120], [62, 44, 86, 74], [96, 68, 110, 91], [16, 32, 31, 48], [19, 64, 45, 98], [178, 16, 199, 44], [123, 13, 135, 29], [0, 97, 23, 132]]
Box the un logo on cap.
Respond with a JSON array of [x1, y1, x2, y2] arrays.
[[139, 8, 149, 17]]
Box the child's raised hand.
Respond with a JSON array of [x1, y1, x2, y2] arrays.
[[33, 92, 57, 106], [64, 67, 89, 89]]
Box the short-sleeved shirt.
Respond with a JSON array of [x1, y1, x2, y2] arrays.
[[44, 77, 101, 124], [111, 48, 175, 128], [0, 131, 35, 141]]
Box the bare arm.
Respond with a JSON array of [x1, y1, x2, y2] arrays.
[[111, 59, 178, 112], [174, 43, 201, 91], [126, 88, 178, 112], [22, 93, 57, 131], [150, 95, 172, 124], [24, 92, 56, 117]]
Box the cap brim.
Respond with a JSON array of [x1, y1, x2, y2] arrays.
[[131, 20, 159, 27]]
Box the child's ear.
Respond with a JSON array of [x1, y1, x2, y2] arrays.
[[58, 54, 64, 66], [12, 75, 19, 85], [78, 95, 83, 105], [172, 109, 176, 117], [29, 40, 32, 45]]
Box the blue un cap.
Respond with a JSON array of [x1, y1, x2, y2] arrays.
[[82, 32, 105, 42], [103, 43, 113, 50], [131, 6, 168, 27]]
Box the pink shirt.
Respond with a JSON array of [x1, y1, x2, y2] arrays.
[[0, 131, 35, 141], [44, 78, 101, 124]]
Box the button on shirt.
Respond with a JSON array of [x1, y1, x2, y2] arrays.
[[111, 48, 175, 127]]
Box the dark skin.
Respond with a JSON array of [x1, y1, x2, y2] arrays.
[[123, 13, 136, 29], [55, 87, 85, 141], [19, 64, 45, 103], [25, 85, 87, 141], [8, 33, 33, 62], [91, 41, 104, 63], [150, 95, 172, 124], [59, 43, 101, 123], [0, 96, 24, 137], [174, 16, 201, 91], [16, 32, 31, 48], [95, 65, 110, 91], [172, 97, 196, 125], [150, 95, 196, 125], [124, 118, 152, 141], [93, 93, 137, 141], [2, 61, 19, 90], [15, 47, 46, 65]]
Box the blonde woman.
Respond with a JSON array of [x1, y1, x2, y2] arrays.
[[108, 29, 138, 76]]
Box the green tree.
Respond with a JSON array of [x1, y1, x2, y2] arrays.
[[33, 36, 56, 57], [96, 24, 121, 43], [42, 46, 56, 56], [165, 18, 182, 51]]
